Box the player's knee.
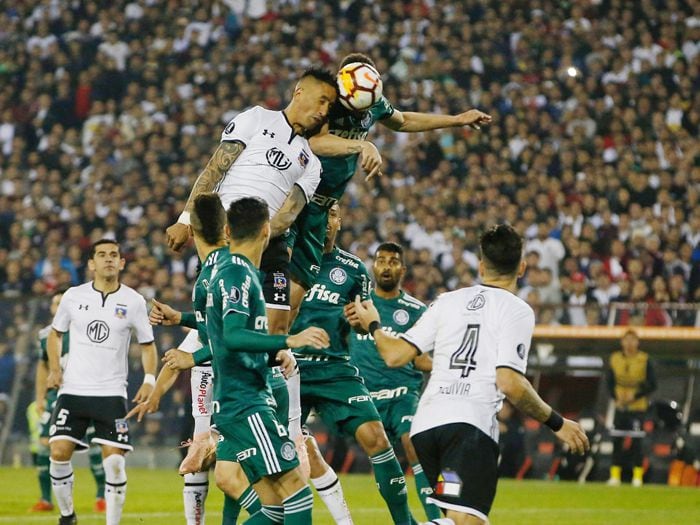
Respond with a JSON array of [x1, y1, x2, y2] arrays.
[[356, 422, 391, 455], [49, 441, 73, 461], [102, 453, 126, 482]]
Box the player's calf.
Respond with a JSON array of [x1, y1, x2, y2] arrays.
[[305, 433, 354, 524]]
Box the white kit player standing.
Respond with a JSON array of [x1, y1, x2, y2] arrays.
[[46, 239, 158, 525]]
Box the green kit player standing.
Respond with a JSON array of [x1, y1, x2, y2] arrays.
[[289, 52, 492, 314], [290, 205, 417, 525], [349, 242, 440, 521], [206, 196, 330, 524], [31, 290, 106, 513]]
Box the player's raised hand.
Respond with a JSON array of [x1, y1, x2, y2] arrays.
[[359, 141, 383, 181], [347, 295, 380, 331], [46, 369, 62, 390], [455, 109, 492, 131], [166, 222, 191, 252], [126, 395, 160, 423], [163, 348, 195, 370], [275, 349, 298, 378], [286, 327, 330, 350], [149, 299, 181, 326], [555, 418, 590, 456]]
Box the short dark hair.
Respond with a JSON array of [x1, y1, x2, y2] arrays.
[[89, 239, 120, 259], [479, 224, 523, 276], [226, 197, 269, 241], [300, 67, 336, 90], [191, 193, 226, 245], [340, 53, 376, 69], [375, 242, 404, 262]]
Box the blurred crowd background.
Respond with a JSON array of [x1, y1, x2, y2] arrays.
[[1, 0, 699, 452]]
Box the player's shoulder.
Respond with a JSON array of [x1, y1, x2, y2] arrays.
[[397, 291, 426, 311], [332, 247, 364, 271], [115, 283, 148, 304]]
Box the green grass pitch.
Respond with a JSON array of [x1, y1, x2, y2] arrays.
[[1, 467, 699, 524]]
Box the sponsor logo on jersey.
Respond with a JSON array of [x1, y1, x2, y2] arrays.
[[273, 292, 286, 303], [230, 286, 242, 303], [347, 394, 371, 403], [329, 267, 347, 284], [241, 275, 251, 307], [306, 283, 340, 304], [330, 129, 369, 141], [273, 272, 287, 290], [237, 447, 257, 461], [370, 386, 408, 400], [467, 294, 486, 310], [114, 304, 127, 319], [517, 343, 526, 359], [400, 415, 413, 423], [298, 149, 310, 168], [79, 304, 89, 310], [393, 309, 409, 325], [224, 120, 235, 134], [280, 442, 296, 461], [255, 316, 268, 330], [262, 129, 275, 138], [266, 147, 292, 170], [196, 371, 212, 415], [86, 320, 110, 343]]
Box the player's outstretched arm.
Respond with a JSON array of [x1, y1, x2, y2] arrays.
[[496, 367, 590, 455], [222, 312, 330, 353], [46, 329, 64, 390], [381, 108, 492, 133], [413, 352, 433, 372], [126, 362, 180, 422], [270, 185, 308, 238], [34, 358, 48, 415], [133, 341, 158, 403], [166, 141, 246, 251], [345, 296, 418, 367], [149, 298, 184, 326], [309, 126, 382, 180]]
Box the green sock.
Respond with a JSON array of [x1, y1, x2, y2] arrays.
[[37, 448, 52, 502], [89, 447, 106, 498], [243, 504, 283, 524], [411, 462, 441, 520], [282, 486, 314, 523], [239, 485, 262, 515], [370, 448, 413, 525], [222, 494, 241, 524]]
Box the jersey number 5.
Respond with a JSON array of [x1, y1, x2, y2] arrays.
[[450, 324, 480, 377]]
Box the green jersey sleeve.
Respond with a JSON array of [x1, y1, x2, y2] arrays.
[[370, 95, 395, 121]]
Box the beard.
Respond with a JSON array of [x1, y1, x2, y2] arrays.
[[376, 277, 398, 292]]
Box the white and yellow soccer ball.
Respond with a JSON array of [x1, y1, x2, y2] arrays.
[[337, 62, 383, 112]]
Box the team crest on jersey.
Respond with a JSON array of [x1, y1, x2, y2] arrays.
[[517, 343, 526, 359], [329, 267, 347, 284], [115, 418, 128, 434], [266, 147, 292, 170], [229, 286, 242, 304], [273, 272, 287, 290], [114, 305, 127, 319], [467, 294, 486, 310], [280, 442, 296, 461], [298, 149, 310, 168], [393, 309, 409, 325]]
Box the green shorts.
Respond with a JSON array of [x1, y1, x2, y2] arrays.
[[370, 389, 420, 445], [270, 367, 288, 424], [297, 359, 381, 438], [216, 406, 299, 484], [288, 204, 328, 290]]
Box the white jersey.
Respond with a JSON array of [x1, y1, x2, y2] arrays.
[[403, 285, 535, 443], [216, 106, 322, 215], [52, 282, 154, 398]]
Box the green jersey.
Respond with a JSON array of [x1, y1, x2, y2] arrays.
[[315, 97, 395, 202], [38, 325, 69, 404], [206, 253, 277, 420], [350, 290, 427, 393], [291, 247, 371, 359]]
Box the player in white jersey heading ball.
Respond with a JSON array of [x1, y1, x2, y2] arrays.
[[46, 239, 158, 525], [347, 224, 589, 525]]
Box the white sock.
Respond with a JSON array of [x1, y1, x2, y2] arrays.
[[193, 415, 211, 436], [50, 459, 74, 516], [103, 454, 127, 525], [423, 520, 455, 525], [183, 471, 209, 525], [311, 468, 353, 525], [286, 371, 302, 440]]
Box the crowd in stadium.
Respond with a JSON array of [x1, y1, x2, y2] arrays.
[[1, 0, 699, 408]]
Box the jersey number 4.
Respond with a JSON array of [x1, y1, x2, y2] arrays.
[[450, 324, 480, 377]]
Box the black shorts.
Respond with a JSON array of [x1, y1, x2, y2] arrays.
[[411, 423, 499, 520], [260, 235, 291, 311], [48, 394, 133, 452]]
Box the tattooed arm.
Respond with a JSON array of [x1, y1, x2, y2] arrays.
[[496, 367, 590, 454], [166, 141, 245, 251], [269, 185, 307, 238]]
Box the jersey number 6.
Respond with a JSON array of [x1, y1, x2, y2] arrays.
[[450, 324, 480, 378]]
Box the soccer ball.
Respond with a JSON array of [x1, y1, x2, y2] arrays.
[[337, 62, 383, 112]]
